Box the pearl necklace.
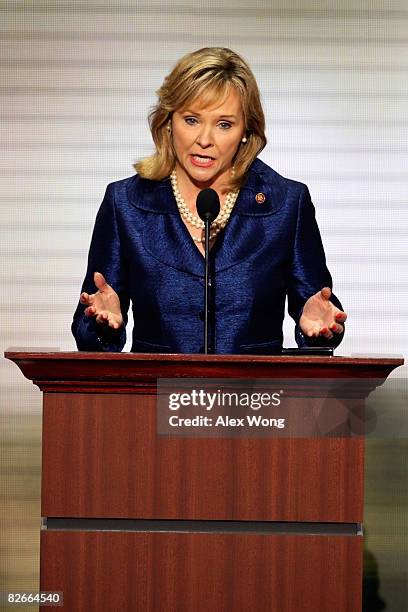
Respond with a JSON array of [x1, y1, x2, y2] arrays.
[[170, 170, 239, 243]]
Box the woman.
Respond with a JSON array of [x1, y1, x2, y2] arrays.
[[72, 47, 346, 354]]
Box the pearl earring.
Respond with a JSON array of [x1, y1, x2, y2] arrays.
[[241, 136, 247, 143], [167, 123, 171, 133]]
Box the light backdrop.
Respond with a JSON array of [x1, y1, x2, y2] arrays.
[[1, 1, 407, 609]]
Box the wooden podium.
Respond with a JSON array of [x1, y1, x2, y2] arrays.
[[5, 351, 403, 612]]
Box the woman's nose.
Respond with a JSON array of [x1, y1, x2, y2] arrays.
[[196, 124, 214, 148]]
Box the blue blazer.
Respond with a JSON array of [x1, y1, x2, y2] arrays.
[[72, 159, 343, 354]]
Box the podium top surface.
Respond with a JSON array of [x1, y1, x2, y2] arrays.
[[4, 349, 404, 393], [4, 348, 405, 364]]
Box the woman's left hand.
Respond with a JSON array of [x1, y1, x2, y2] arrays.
[[299, 287, 347, 340]]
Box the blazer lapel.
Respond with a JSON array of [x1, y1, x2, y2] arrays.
[[132, 179, 205, 277], [213, 189, 267, 273], [213, 171, 285, 273]]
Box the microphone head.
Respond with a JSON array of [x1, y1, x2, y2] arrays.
[[196, 188, 220, 223]]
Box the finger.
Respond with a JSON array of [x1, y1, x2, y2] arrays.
[[320, 327, 333, 340], [305, 325, 321, 338], [320, 287, 332, 300], [96, 311, 109, 325], [84, 306, 96, 317], [107, 312, 124, 329], [335, 311, 347, 323], [80, 292, 93, 305], [330, 322, 344, 334], [94, 271, 109, 292]]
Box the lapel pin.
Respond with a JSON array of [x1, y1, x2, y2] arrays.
[[255, 192, 266, 204]]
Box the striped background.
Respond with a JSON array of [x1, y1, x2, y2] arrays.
[[1, 2, 407, 610]]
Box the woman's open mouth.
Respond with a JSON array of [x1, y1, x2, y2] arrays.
[[190, 154, 215, 168]]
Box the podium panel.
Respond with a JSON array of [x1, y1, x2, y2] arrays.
[[42, 392, 364, 522], [40, 530, 362, 612]]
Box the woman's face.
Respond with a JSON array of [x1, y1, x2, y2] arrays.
[[171, 86, 245, 191]]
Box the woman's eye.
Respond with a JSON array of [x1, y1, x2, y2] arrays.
[[184, 116, 198, 125], [218, 122, 232, 130]]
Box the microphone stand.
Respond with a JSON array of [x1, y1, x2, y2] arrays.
[[203, 216, 211, 354], [196, 188, 219, 355]]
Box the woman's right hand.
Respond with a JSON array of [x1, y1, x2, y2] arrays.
[[80, 272, 123, 329]]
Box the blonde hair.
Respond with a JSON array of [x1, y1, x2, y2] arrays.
[[135, 47, 267, 189]]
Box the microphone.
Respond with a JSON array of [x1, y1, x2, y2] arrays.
[[196, 188, 220, 223], [196, 188, 220, 354]]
